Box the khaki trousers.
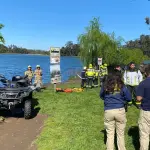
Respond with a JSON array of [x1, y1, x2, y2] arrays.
[[138, 109, 150, 150], [104, 108, 127, 150]]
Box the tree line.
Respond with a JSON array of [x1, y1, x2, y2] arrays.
[[0, 42, 80, 56], [77, 17, 150, 66], [0, 17, 150, 66], [0, 24, 79, 56]]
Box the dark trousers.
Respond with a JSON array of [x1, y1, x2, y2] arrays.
[[100, 75, 107, 87], [126, 85, 138, 105], [93, 77, 98, 85], [81, 79, 86, 88], [87, 77, 93, 87]]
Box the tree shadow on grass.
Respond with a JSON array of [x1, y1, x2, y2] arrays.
[[0, 98, 40, 119], [128, 126, 140, 150], [101, 129, 118, 150]]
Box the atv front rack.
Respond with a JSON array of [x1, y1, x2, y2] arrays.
[[0, 87, 32, 100]]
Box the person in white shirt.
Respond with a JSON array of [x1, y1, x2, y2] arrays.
[[123, 62, 143, 109]]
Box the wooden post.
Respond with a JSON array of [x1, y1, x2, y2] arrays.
[[54, 83, 56, 92]]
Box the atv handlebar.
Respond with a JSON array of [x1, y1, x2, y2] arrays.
[[0, 74, 5, 78]]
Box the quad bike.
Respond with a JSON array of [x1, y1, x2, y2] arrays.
[[0, 74, 37, 119]]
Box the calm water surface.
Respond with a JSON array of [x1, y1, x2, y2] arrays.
[[0, 54, 83, 84]]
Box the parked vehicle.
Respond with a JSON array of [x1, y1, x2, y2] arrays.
[[0, 74, 37, 119]]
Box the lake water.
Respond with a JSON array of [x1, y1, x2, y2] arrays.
[[0, 54, 83, 84]]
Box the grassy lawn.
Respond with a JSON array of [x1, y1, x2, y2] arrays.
[[34, 83, 140, 150]]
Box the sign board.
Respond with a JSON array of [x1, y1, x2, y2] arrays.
[[50, 47, 61, 84], [98, 58, 102, 65]]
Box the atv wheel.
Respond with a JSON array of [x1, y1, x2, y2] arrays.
[[24, 100, 32, 119]]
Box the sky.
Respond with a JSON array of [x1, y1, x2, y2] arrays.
[[0, 0, 150, 50]]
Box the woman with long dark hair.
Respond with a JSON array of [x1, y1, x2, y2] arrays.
[[100, 74, 132, 150]]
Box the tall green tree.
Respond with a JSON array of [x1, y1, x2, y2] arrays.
[[78, 17, 124, 66], [0, 24, 5, 43], [78, 17, 106, 66], [60, 41, 80, 56]]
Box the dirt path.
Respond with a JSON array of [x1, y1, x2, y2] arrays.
[[0, 114, 47, 150]]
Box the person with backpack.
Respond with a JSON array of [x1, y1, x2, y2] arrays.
[[123, 62, 143, 108], [100, 74, 132, 150]]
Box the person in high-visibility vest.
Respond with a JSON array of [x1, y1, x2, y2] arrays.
[[123, 62, 143, 108], [86, 64, 95, 88], [99, 65, 105, 87], [103, 63, 108, 76], [99, 64, 108, 86]]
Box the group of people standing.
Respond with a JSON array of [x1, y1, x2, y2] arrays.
[[24, 65, 43, 86], [81, 63, 108, 88], [100, 62, 150, 150]]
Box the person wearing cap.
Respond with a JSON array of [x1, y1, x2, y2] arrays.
[[86, 64, 95, 88], [34, 65, 43, 86], [25, 65, 34, 84], [81, 66, 87, 88]]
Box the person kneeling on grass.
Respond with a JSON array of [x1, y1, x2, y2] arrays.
[[100, 74, 132, 150]]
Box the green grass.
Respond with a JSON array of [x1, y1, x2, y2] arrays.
[[34, 83, 140, 150]]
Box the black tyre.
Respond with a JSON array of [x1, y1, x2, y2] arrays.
[[24, 100, 32, 119], [28, 92, 33, 99]]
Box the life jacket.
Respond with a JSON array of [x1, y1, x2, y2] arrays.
[[102, 67, 108, 76], [123, 69, 143, 86], [86, 68, 95, 77], [63, 88, 73, 93], [72, 88, 84, 92], [95, 70, 99, 77], [56, 88, 64, 92]]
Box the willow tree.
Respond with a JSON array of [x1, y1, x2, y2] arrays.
[[78, 17, 104, 66], [0, 24, 5, 43], [78, 17, 123, 66]]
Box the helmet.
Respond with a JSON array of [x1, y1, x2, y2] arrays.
[[28, 65, 31, 68], [83, 66, 86, 70], [36, 65, 40, 68], [104, 63, 107, 67], [89, 64, 92, 68]]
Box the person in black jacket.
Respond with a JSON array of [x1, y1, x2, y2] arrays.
[[81, 67, 87, 88], [114, 65, 123, 77], [100, 73, 132, 150]]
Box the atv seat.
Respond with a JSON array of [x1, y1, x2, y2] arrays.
[[12, 76, 23, 81]]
